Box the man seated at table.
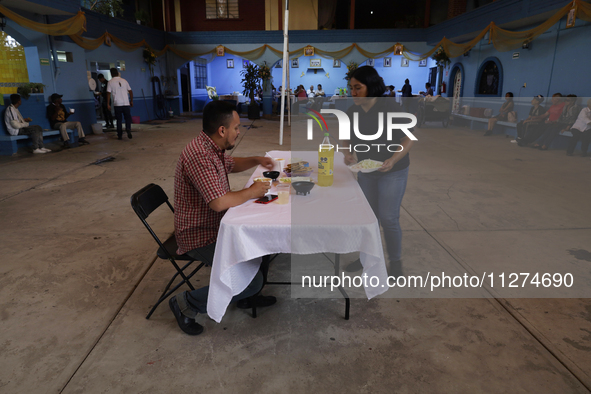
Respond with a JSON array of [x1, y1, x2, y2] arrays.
[[46, 93, 89, 148], [169, 100, 276, 336]]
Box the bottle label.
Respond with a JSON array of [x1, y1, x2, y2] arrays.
[[318, 156, 333, 176]]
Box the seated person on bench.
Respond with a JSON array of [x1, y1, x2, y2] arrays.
[[4, 94, 50, 154], [515, 95, 546, 146], [535, 94, 580, 150], [519, 93, 564, 147], [46, 93, 88, 149], [484, 92, 514, 136]]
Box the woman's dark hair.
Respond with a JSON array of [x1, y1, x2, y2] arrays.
[[405, 79, 409, 84], [425, 82, 431, 88], [505, 92, 514, 98], [202, 101, 236, 136], [349, 66, 386, 97]]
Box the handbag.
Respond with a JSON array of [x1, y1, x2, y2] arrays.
[[507, 111, 517, 123]]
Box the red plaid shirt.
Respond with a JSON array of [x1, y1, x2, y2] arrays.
[[174, 132, 235, 254]]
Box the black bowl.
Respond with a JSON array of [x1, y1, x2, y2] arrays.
[[291, 181, 315, 196], [263, 171, 280, 181]]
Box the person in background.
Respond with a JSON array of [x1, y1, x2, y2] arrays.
[[514, 95, 546, 145], [4, 94, 50, 154], [519, 93, 564, 147], [46, 93, 89, 148], [401, 79, 413, 113], [97, 74, 114, 129], [537, 94, 580, 150], [107, 68, 133, 140], [307, 85, 315, 98], [421, 82, 434, 97], [295, 85, 307, 98], [169, 101, 276, 336], [342, 66, 414, 278], [566, 98, 591, 156], [388, 85, 396, 97], [484, 92, 514, 136], [315, 84, 325, 97]]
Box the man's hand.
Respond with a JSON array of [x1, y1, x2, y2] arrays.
[[259, 157, 274, 170], [130, 100, 133, 107], [249, 181, 269, 198], [343, 151, 356, 165], [24, 117, 32, 122], [107, 104, 111, 111]]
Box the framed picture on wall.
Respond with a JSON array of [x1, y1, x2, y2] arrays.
[[333, 59, 341, 68], [310, 59, 321, 68], [216, 45, 225, 57], [401, 58, 409, 67], [367, 58, 375, 67], [419, 59, 427, 67], [291, 58, 299, 68], [275, 60, 282, 68], [242, 59, 249, 68], [227, 59, 234, 68], [394, 44, 404, 55], [304, 45, 314, 56], [384, 57, 392, 67]]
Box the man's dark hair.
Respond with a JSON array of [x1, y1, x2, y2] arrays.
[[506, 92, 514, 97], [110, 68, 119, 77], [202, 101, 237, 136], [10, 94, 21, 105], [349, 66, 386, 97], [425, 82, 432, 88], [405, 79, 410, 84], [98, 74, 104, 79], [388, 85, 394, 90]]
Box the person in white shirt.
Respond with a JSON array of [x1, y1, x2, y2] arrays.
[[566, 98, 591, 156], [106, 68, 134, 140], [307, 85, 315, 98], [4, 94, 50, 154], [315, 84, 325, 97]]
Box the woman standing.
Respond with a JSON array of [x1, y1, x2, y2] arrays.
[[343, 66, 414, 277]]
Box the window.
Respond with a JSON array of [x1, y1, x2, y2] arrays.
[[51, 50, 73, 63], [194, 59, 207, 89], [206, 0, 239, 19], [0, 32, 28, 94], [475, 57, 503, 97]]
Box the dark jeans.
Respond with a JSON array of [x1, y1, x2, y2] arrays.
[[18, 125, 44, 149], [114, 105, 132, 135], [358, 167, 409, 263], [102, 103, 114, 126], [537, 123, 565, 147], [567, 129, 591, 155], [517, 121, 544, 145], [176, 242, 267, 318]]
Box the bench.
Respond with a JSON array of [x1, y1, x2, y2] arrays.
[[452, 113, 518, 135], [0, 129, 76, 155]]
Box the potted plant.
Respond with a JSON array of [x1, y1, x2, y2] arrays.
[[432, 48, 451, 69], [135, 9, 150, 25], [143, 48, 157, 76], [240, 63, 261, 119], [17, 82, 45, 99]]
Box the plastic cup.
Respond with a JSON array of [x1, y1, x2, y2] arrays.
[[274, 158, 285, 173], [276, 184, 290, 204], [69, 108, 75, 114]]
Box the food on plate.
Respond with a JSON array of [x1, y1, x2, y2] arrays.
[[349, 159, 383, 171], [278, 177, 292, 183]]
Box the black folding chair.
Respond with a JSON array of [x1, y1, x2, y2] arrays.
[[131, 183, 208, 319]]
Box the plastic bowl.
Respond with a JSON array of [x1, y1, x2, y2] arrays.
[[262, 171, 280, 181], [291, 181, 315, 196]]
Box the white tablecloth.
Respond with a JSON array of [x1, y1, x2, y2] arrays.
[[207, 150, 388, 322]]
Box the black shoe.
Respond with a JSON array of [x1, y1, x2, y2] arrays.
[[483, 131, 493, 136], [388, 260, 403, 278], [344, 259, 362, 272], [169, 296, 203, 336], [63, 141, 70, 149], [117, 134, 123, 140], [79, 137, 89, 145], [236, 295, 277, 309], [127, 131, 133, 139]]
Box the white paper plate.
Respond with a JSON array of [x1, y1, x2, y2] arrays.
[[348, 159, 384, 173]]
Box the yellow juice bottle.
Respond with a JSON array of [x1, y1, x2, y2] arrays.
[[318, 133, 334, 187]]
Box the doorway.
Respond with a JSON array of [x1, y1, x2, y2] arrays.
[[180, 63, 191, 113]]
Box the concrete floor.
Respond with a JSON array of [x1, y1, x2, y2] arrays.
[[0, 117, 590, 393]]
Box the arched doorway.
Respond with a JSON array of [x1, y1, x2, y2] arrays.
[[474, 57, 503, 97], [448, 63, 465, 114]]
